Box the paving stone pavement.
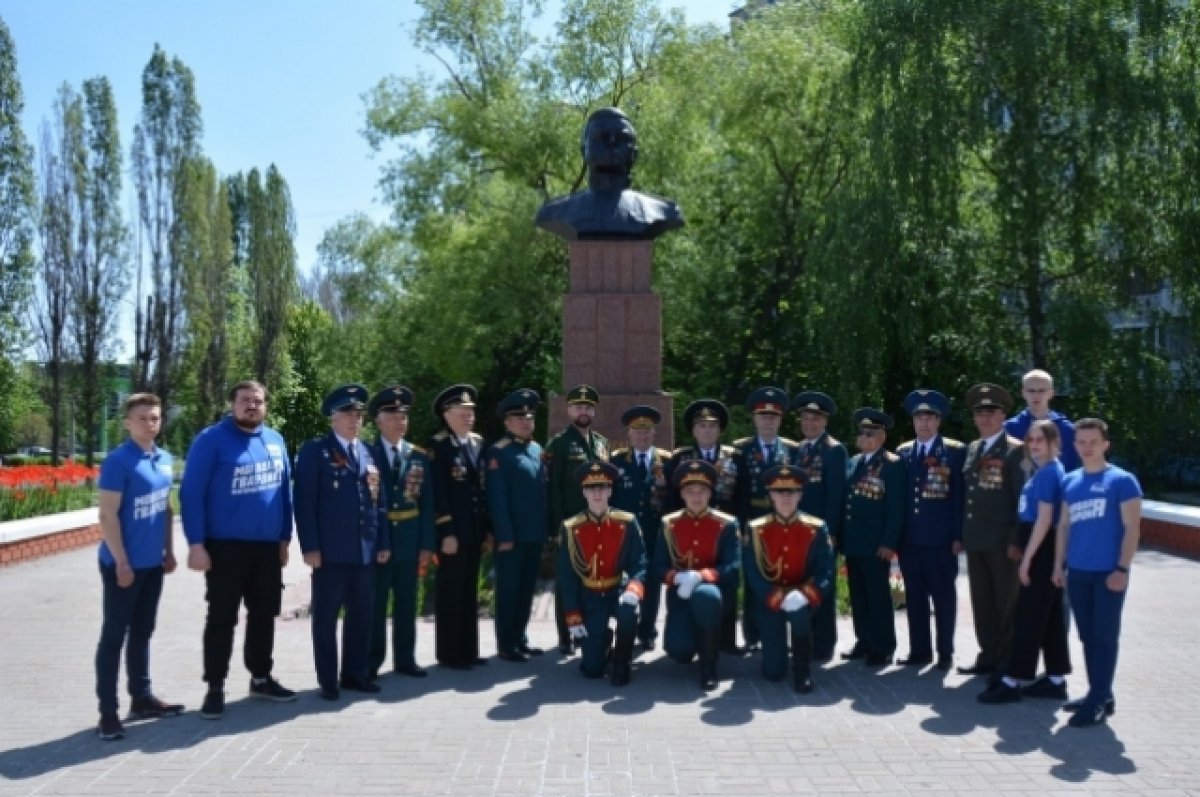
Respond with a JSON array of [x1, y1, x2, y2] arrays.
[[1, 528, 1199, 796]]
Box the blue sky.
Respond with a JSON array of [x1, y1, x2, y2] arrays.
[[5, 0, 739, 286]]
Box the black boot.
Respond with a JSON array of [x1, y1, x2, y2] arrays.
[[611, 631, 635, 687], [698, 627, 720, 691], [792, 631, 814, 694]]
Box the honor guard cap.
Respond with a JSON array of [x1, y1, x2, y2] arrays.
[[746, 386, 788, 415], [621, 405, 661, 429], [497, 388, 540, 418], [966, 383, 1013, 413], [672, 459, 717, 491], [683, 399, 729, 431], [566, 384, 599, 406], [852, 407, 894, 431], [761, 464, 807, 492], [576, 461, 619, 487], [432, 384, 478, 416], [368, 385, 414, 416], [903, 389, 949, 418], [793, 391, 837, 416], [322, 384, 369, 417]]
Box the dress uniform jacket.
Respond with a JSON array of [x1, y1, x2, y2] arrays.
[[367, 436, 434, 675], [962, 434, 1026, 553], [794, 433, 848, 544], [842, 450, 905, 657], [545, 425, 609, 534], [734, 437, 800, 523], [294, 433, 388, 689], [428, 429, 489, 667], [611, 446, 669, 643], [664, 445, 740, 515], [557, 510, 647, 677]]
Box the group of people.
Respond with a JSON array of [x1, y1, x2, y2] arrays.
[[91, 370, 1141, 741]]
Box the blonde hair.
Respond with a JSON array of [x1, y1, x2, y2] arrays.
[[1021, 369, 1054, 388]]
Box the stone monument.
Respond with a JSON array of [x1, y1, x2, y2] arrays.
[[536, 107, 684, 446]]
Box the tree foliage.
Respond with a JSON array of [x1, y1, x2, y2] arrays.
[[0, 17, 36, 364]]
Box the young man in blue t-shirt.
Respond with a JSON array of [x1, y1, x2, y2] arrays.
[[1052, 417, 1142, 728], [94, 393, 182, 740]]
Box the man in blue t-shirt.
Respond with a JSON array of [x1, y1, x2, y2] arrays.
[[1005, 369, 1080, 472], [181, 380, 296, 719], [1052, 417, 1142, 728], [94, 393, 182, 741]]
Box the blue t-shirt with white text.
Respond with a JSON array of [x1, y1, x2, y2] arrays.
[[1063, 464, 1142, 572], [98, 440, 174, 569], [1018, 459, 1064, 525]]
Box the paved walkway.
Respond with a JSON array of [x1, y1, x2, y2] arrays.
[[0, 530, 1198, 795]]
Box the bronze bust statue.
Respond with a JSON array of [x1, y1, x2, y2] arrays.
[[536, 107, 685, 241]]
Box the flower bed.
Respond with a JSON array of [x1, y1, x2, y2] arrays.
[[0, 463, 99, 522]]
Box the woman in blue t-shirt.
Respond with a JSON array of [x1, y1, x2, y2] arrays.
[[978, 419, 1070, 704]]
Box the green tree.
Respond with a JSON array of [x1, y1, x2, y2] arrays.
[[0, 17, 36, 364], [131, 45, 202, 411], [245, 165, 297, 387]]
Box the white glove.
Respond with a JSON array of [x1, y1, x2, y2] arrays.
[[569, 624, 588, 640], [674, 570, 703, 600], [619, 589, 640, 607], [781, 589, 809, 613]]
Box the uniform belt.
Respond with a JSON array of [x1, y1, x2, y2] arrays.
[[582, 576, 620, 590], [387, 508, 419, 522], [751, 497, 771, 508]]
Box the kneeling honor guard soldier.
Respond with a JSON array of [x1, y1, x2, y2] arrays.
[[486, 389, 548, 662], [366, 385, 434, 681], [295, 385, 391, 700], [745, 466, 835, 693], [558, 462, 648, 685], [656, 460, 741, 690]]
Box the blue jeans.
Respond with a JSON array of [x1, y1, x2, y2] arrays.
[[1067, 568, 1127, 706], [95, 564, 165, 714]]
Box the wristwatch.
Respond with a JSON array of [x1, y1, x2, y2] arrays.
[[1114, 565, 1129, 574]]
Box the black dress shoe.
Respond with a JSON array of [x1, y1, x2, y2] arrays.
[[840, 645, 868, 660], [956, 662, 994, 676], [558, 641, 575, 656], [897, 655, 933, 668], [793, 674, 814, 694], [1064, 696, 1115, 716], [977, 681, 1022, 704], [1068, 702, 1109, 728], [1022, 676, 1067, 700], [497, 650, 528, 663], [339, 678, 382, 693], [517, 644, 544, 656], [864, 653, 892, 668], [936, 654, 953, 671], [394, 664, 428, 678], [319, 687, 340, 701]]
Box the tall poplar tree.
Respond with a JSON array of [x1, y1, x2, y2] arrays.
[[0, 17, 36, 363], [131, 45, 201, 410], [245, 165, 297, 386]]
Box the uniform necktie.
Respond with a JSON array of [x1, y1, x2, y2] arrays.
[[346, 441, 358, 472], [391, 445, 402, 482], [638, 453, 648, 475], [764, 443, 775, 462]]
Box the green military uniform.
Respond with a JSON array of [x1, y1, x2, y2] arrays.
[[545, 384, 609, 651], [841, 409, 905, 666]]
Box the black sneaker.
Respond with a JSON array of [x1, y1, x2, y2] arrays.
[[1022, 676, 1068, 700], [128, 694, 184, 720], [249, 676, 297, 702], [97, 712, 125, 740], [199, 690, 225, 719]]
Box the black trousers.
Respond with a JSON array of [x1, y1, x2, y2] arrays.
[[1007, 525, 1072, 679], [202, 539, 283, 686], [434, 539, 482, 666], [847, 555, 896, 656]]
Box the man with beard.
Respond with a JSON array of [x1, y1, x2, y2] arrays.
[[182, 380, 296, 720], [545, 384, 609, 654], [791, 391, 847, 662]]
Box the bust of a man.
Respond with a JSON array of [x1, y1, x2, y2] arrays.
[[535, 107, 685, 241]]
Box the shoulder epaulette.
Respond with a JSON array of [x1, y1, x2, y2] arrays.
[[884, 450, 901, 463], [824, 436, 841, 448], [431, 430, 449, 442], [748, 514, 772, 532], [611, 447, 629, 458], [1004, 434, 1023, 447], [409, 444, 427, 455], [779, 436, 799, 447], [720, 444, 736, 455], [897, 440, 915, 453], [672, 445, 692, 457], [662, 509, 684, 525], [609, 509, 636, 523], [733, 436, 753, 447], [944, 438, 965, 449], [492, 438, 511, 450], [563, 512, 588, 532], [469, 432, 483, 443], [654, 447, 671, 459], [798, 511, 826, 528], [712, 509, 738, 525]]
